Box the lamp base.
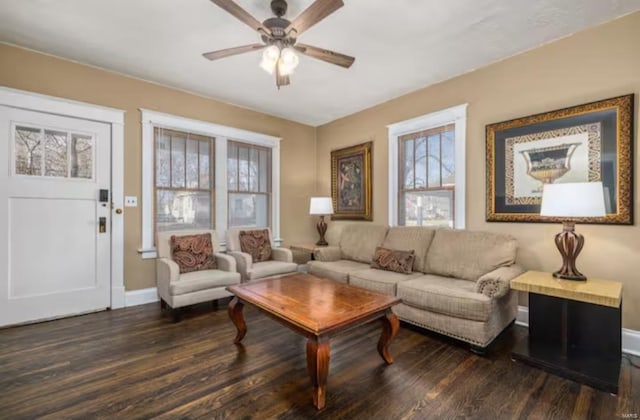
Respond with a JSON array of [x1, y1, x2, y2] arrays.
[[315, 215, 328, 247], [552, 221, 587, 281]]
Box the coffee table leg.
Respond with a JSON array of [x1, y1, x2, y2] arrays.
[[228, 297, 246, 344], [378, 309, 400, 364], [306, 336, 330, 410]]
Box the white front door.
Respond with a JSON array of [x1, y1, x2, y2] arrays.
[[0, 107, 112, 326]]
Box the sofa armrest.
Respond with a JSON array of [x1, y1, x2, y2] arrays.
[[156, 257, 180, 299], [271, 247, 293, 263], [476, 264, 525, 298], [228, 251, 253, 281], [215, 252, 236, 272], [313, 246, 341, 262]]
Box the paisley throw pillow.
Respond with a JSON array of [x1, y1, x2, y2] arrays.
[[370, 247, 415, 274], [239, 229, 272, 263], [170, 233, 217, 274]]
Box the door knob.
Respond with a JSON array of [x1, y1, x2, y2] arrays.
[[115, 208, 123, 214]]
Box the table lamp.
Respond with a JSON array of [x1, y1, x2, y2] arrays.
[[540, 181, 606, 281], [309, 197, 334, 246]]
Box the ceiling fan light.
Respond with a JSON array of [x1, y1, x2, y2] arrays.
[[278, 47, 299, 76], [260, 45, 280, 74]]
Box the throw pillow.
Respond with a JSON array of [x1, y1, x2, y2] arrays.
[[239, 229, 272, 263], [170, 233, 217, 274], [370, 247, 415, 274]]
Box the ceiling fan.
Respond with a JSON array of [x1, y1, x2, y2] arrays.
[[203, 0, 355, 88]]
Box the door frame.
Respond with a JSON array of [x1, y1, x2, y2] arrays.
[[0, 86, 126, 309]]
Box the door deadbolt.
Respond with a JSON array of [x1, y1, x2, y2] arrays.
[[99, 217, 106, 233]]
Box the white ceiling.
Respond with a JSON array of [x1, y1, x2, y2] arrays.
[[1, 0, 639, 126]]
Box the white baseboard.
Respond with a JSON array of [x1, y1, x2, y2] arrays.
[[622, 328, 640, 356], [125, 287, 159, 307], [111, 285, 126, 309], [516, 305, 640, 356]]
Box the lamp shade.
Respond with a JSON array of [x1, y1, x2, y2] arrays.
[[309, 197, 334, 215], [540, 182, 606, 217]]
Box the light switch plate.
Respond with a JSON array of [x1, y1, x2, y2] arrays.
[[125, 196, 138, 207]]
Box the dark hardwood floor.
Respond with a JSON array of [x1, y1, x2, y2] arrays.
[[0, 301, 638, 419]]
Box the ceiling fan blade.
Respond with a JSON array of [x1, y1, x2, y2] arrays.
[[294, 43, 355, 68], [286, 0, 344, 35], [209, 0, 270, 34], [202, 44, 265, 61]]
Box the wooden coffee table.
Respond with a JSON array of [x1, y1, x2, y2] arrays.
[[226, 273, 401, 410]]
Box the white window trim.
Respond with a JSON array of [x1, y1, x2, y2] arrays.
[[0, 86, 126, 308], [387, 104, 468, 229], [139, 109, 281, 259]]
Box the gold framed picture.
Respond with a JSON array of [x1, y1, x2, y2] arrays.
[[486, 94, 634, 224], [331, 141, 373, 221]]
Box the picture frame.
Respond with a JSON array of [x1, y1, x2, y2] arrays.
[[331, 141, 373, 221], [486, 94, 634, 224]]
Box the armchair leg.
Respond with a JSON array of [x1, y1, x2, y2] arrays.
[[172, 308, 183, 323], [212, 299, 219, 310], [160, 299, 167, 311]]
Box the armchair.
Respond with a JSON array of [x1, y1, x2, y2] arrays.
[[226, 228, 298, 281], [156, 229, 241, 321]]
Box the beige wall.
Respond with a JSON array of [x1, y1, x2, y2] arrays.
[[316, 12, 640, 329], [0, 43, 317, 291]]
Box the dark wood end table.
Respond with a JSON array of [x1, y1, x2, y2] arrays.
[[511, 271, 623, 394]]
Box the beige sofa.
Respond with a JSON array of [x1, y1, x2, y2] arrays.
[[308, 224, 523, 351]]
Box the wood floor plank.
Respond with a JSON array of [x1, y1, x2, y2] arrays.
[[0, 302, 638, 419]]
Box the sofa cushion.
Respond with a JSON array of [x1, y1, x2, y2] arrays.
[[247, 260, 298, 281], [370, 247, 415, 274], [396, 275, 492, 322], [170, 269, 240, 295], [170, 233, 217, 274], [239, 229, 272, 262], [308, 260, 370, 283], [425, 229, 517, 281], [339, 224, 389, 263], [382, 227, 437, 273], [349, 269, 423, 296]]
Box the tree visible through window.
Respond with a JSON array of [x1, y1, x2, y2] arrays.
[[227, 141, 271, 228], [14, 125, 93, 179], [154, 128, 214, 233], [399, 124, 455, 227]]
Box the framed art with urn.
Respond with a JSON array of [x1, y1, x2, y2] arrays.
[[331, 141, 373, 221], [486, 94, 634, 224]]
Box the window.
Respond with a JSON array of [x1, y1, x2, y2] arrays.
[[139, 109, 281, 258], [13, 124, 93, 179], [398, 125, 455, 227], [154, 128, 214, 233], [387, 104, 467, 229], [227, 141, 271, 228]]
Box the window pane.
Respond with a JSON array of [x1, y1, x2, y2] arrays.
[[427, 134, 441, 187], [441, 130, 455, 185], [44, 130, 67, 177], [70, 134, 93, 179], [186, 139, 199, 188], [228, 193, 268, 228], [156, 189, 211, 232], [402, 139, 414, 188], [249, 148, 259, 192], [199, 141, 210, 189], [171, 134, 185, 188], [238, 146, 249, 191], [227, 143, 237, 191], [15, 126, 42, 176], [415, 137, 426, 188], [259, 149, 268, 192], [155, 132, 171, 187], [402, 190, 453, 228]]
